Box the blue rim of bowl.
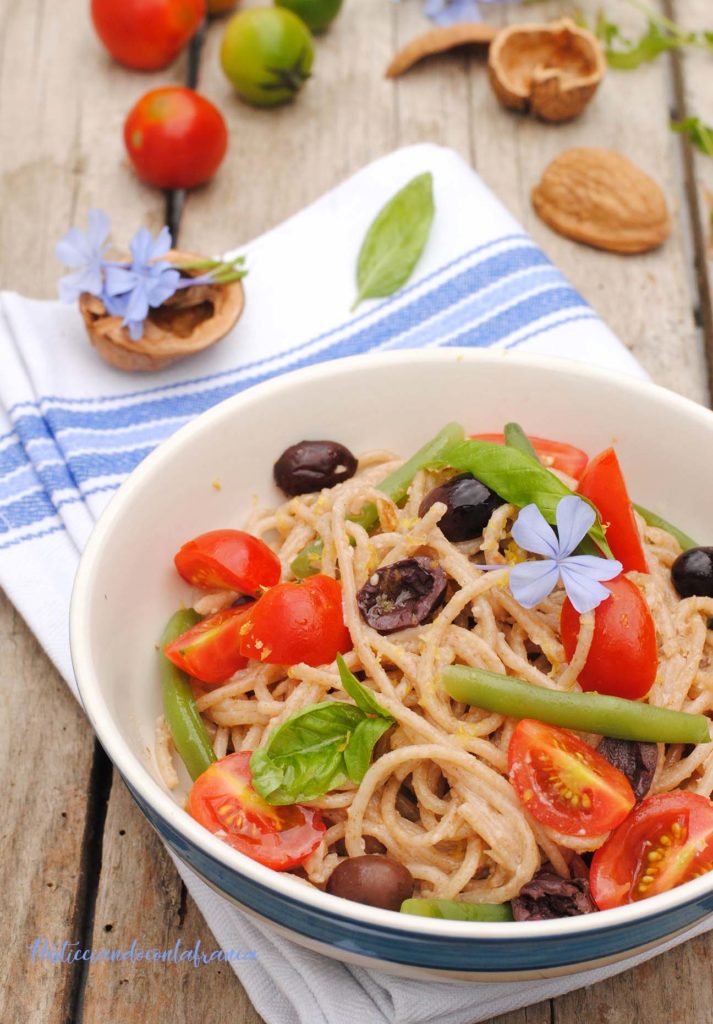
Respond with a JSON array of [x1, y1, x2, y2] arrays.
[[69, 348, 713, 960]]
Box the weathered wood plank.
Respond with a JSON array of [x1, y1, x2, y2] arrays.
[[670, 0, 713, 394], [80, 777, 263, 1023], [465, 0, 708, 404], [0, 589, 95, 1024]]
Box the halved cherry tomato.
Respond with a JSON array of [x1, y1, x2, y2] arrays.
[[561, 576, 658, 700], [590, 792, 713, 909], [188, 752, 325, 869], [469, 433, 589, 480], [175, 529, 281, 595], [508, 720, 635, 836], [239, 575, 352, 667], [577, 448, 648, 572], [164, 604, 254, 685]]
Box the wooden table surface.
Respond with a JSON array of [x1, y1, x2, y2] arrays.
[[2, 1, 712, 1021]]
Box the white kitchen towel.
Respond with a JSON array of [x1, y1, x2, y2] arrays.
[[0, 143, 703, 1024]]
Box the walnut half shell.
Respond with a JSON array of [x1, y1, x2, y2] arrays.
[[488, 18, 605, 123], [78, 249, 245, 372]]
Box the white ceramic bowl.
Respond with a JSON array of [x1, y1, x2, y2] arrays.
[[70, 349, 713, 980]]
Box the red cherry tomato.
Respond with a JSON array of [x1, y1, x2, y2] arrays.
[[469, 433, 589, 480], [188, 752, 325, 869], [240, 575, 352, 667], [164, 604, 254, 685], [590, 792, 713, 909], [561, 576, 658, 700], [508, 720, 635, 837], [577, 448, 648, 572], [91, 0, 205, 71], [124, 87, 228, 190], [175, 529, 281, 595]]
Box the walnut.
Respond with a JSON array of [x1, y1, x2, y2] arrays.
[[488, 18, 605, 123], [78, 249, 245, 372], [532, 147, 671, 254]]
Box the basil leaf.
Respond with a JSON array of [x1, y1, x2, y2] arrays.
[[337, 654, 393, 719], [250, 663, 395, 805], [250, 701, 363, 805], [353, 172, 435, 310], [671, 117, 713, 159], [344, 716, 393, 783], [504, 422, 539, 462], [590, 11, 713, 70], [432, 439, 613, 557]]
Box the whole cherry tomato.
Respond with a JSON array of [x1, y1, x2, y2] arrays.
[[124, 87, 228, 190], [91, 0, 205, 71], [164, 603, 254, 685], [276, 0, 343, 34], [508, 720, 635, 837], [591, 792, 713, 909], [239, 575, 352, 666], [469, 433, 589, 481], [174, 529, 281, 595], [220, 8, 314, 108], [188, 752, 325, 869], [561, 575, 658, 700], [577, 448, 648, 572]]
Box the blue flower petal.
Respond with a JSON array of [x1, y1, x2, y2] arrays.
[[511, 504, 559, 559], [103, 265, 137, 297], [86, 208, 111, 250], [559, 563, 614, 614], [509, 559, 560, 608], [562, 555, 623, 581], [424, 0, 481, 23], [555, 495, 596, 557]]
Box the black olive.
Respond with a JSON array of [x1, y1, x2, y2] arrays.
[[672, 546, 713, 599], [512, 870, 596, 922], [274, 440, 358, 497], [418, 473, 505, 542], [597, 737, 657, 802], [326, 855, 414, 911], [357, 556, 447, 635]]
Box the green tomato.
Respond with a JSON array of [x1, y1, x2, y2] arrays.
[[276, 0, 343, 35], [220, 8, 314, 108]]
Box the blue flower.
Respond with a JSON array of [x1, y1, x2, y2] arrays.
[[507, 496, 623, 614], [424, 0, 481, 24], [55, 209, 111, 302], [103, 226, 181, 341]]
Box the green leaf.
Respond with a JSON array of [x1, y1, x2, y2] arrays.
[[343, 716, 393, 783], [671, 117, 713, 159], [337, 653, 393, 719], [250, 661, 394, 805], [250, 701, 363, 804], [503, 422, 540, 462], [353, 172, 435, 310], [431, 440, 613, 557], [590, 7, 713, 70]]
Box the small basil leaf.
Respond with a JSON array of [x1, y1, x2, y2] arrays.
[[353, 172, 435, 310], [504, 422, 540, 462], [343, 716, 394, 784], [432, 440, 613, 557], [250, 701, 363, 805], [337, 654, 393, 720], [671, 117, 713, 159]]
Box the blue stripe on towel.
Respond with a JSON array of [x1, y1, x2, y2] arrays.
[[0, 236, 591, 548]]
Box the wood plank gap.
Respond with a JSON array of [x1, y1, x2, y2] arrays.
[[664, 0, 713, 399], [64, 745, 114, 1024]]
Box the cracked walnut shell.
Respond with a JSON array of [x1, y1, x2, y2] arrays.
[[78, 250, 245, 372], [532, 148, 671, 254], [488, 18, 605, 123]]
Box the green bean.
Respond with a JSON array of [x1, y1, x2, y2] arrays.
[[504, 422, 540, 462], [442, 666, 711, 745], [633, 503, 698, 552], [400, 898, 513, 922], [160, 610, 217, 781], [291, 422, 465, 578]]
